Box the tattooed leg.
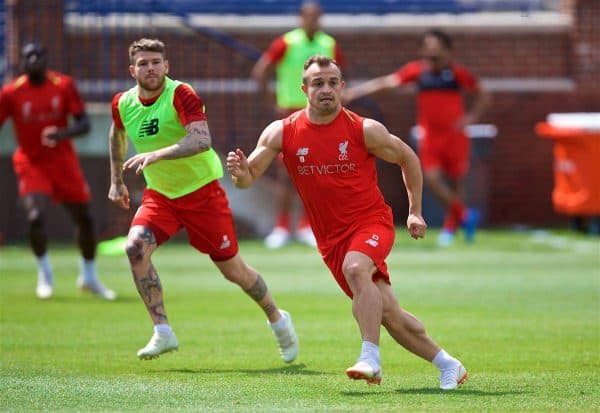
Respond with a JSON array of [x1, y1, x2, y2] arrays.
[[125, 225, 167, 324], [214, 254, 281, 322]]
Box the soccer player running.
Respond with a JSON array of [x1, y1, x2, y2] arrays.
[[108, 38, 298, 362], [251, 0, 344, 249], [227, 55, 467, 389], [344, 29, 491, 246], [0, 42, 116, 301]]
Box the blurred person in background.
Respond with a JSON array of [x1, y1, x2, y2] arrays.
[[0, 42, 116, 300], [108, 38, 298, 362], [228, 55, 467, 390], [251, 0, 345, 249], [344, 29, 491, 246]]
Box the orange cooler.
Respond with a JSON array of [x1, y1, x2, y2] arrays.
[[536, 117, 600, 216]]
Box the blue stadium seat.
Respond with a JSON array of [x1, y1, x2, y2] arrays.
[[65, 0, 550, 15]]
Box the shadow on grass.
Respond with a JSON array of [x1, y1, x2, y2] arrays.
[[341, 387, 527, 397], [49, 295, 139, 303], [395, 387, 527, 396], [157, 363, 328, 376]]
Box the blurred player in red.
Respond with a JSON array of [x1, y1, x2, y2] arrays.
[[345, 29, 491, 246], [251, 0, 344, 248], [228, 55, 467, 389], [0, 42, 116, 300]]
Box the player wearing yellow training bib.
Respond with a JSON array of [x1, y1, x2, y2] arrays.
[[108, 38, 298, 363]]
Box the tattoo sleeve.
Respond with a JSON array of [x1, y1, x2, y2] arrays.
[[156, 120, 212, 160], [109, 123, 128, 184], [244, 274, 268, 301], [244, 274, 277, 317]]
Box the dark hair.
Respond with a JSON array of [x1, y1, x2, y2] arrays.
[[21, 42, 46, 58], [422, 29, 452, 50], [302, 55, 342, 84], [128, 38, 166, 64]]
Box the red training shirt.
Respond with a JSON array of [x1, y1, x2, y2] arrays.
[[395, 60, 478, 134], [263, 36, 345, 68], [282, 108, 392, 251], [0, 71, 85, 162]]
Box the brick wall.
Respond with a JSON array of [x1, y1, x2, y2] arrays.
[[2, 0, 598, 240]]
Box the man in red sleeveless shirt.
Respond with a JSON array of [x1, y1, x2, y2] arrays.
[[0, 42, 115, 300], [344, 29, 491, 246], [228, 55, 467, 389], [251, 1, 345, 249]]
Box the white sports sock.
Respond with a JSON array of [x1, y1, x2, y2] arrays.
[[432, 349, 459, 371], [36, 253, 54, 285], [154, 324, 173, 336], [80, 258, 97, 283], [269, 311, 288, 331], [359, 340, 380, 367]]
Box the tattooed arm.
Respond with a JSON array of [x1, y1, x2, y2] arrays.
[[122, 120, 211, 175], [108, 122, 131, 209]]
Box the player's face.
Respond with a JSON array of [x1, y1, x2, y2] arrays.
[[129, 51, 169, 93], [300, 4, 322, 35], [22, 50, 47, 77], [302, 63, 344, 115], [421, 36, 450, 72]]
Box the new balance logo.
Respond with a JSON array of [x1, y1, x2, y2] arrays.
[[220, 235, 231, 249], [139, 118, 159, 137]]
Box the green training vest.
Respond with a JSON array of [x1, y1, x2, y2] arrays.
[[276, 28, 336, 109], [118, 77, 223, 199]]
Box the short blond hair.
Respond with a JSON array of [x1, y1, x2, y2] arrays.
[[128, 38, 166, 64]]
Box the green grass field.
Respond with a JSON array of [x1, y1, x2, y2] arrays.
[[1, 229, 599, 412]]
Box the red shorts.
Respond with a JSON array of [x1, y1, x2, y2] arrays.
[[131, 180, 239, 261], [322, 221, 395, 298], [419, 131, 469, 179], [12, 151, 90, 203]]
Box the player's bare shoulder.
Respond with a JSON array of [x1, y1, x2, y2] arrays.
[[258, 119, 284, 151], [363, 118, 392, 148]]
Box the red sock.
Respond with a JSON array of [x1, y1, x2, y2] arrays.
[[442, 211, 458, 232], [450, 199, 467, 225], [275, 213, 290, 230], [297, 211, 311, 230]]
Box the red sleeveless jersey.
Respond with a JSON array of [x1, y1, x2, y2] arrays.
[[282, 108, 392, 250]]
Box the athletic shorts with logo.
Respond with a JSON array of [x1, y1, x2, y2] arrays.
[[131, 180, 239, 261], [321, 219, 395, 298]]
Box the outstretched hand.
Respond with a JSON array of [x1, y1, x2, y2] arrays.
[[407, 213, 427, 239], [123, 152, 160, 175], [226, 149, 249, 178]]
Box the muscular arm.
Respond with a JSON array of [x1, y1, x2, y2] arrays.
[[251, 56, 273, 95], [364, 119, 425, 230], [467, 87, 492, 124], [153, 120, 211, 160], [227, 120, 282, 188], [109, 122, 128, 185], [344, 74, 400, 103], [122, 120, 211, 174], [108, 122, 130, 209]]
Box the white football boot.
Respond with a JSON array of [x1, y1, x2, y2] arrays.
[[264, 227, 291, 249], [36, 279, 53, 300], [77, 276, 117, 301], [269, 310, 298, 363], [345, 361, 382, 385], [296, 226, 317, 248], [440, 362, 468, 390], [137, 332, 179, 360]]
